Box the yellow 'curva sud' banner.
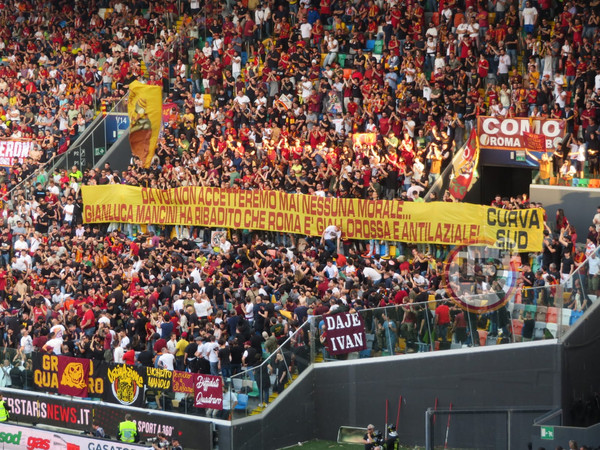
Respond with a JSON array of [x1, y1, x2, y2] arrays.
[[81, 186, 544, 251]]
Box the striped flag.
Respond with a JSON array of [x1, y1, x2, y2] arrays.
[[448, 129, 480, 201]]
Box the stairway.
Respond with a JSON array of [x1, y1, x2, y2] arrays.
[[247, 372, 300, 416]]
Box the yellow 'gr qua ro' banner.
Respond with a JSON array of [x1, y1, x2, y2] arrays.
[[81, 186, 544, 251]]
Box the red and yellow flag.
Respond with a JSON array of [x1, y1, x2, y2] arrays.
[[449, 129, 480, 201], [128, 80, 163, 168], [523, 131, 546, 152], [352, 133, 377, 146]]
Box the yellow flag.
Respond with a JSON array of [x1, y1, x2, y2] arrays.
[[128, 80, 162, 168]]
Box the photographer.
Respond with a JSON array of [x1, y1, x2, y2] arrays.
[[363, 424, 383, 450], [84, 419, 105, 438], [152, 432, 170, 449]]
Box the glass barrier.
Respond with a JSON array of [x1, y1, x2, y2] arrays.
[[229, 318, 315, 418], [0, 348, 34, 391]]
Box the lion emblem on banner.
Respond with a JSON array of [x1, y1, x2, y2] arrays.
[[61, 362, 86, 389]]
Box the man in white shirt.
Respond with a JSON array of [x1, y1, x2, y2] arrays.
[[157, 348, 175, 371], [362, 260, 383, 284], [522, 1, 538, 34], [323, 33, 339, 67], [118, 329, 130, 349], [207, 336, 220, 375], [497, 49, 511, 85], [233, 91, 251, 107], [321, 225, 342, 254], [300, 19, 312, 41], [323, 260, 339, 279], [43, 332, 63, 355], [172, 294, 185, 315], [593, 206, 600, 232], [219, 235, 232, 255], [49, 319, 66, 340], [588, 249, 600, 295], [20, 329, 33, 355], [194, 295, 212, 320]]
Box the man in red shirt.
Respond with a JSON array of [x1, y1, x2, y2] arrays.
[[81, 303, 96, 337], [434, 300, 451, 344]]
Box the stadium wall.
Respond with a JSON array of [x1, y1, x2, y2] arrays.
[[229, 341, 561, 449], [96, 129, 133, 171], [560, 300, 600, 428], [530, 185, 600, 240]]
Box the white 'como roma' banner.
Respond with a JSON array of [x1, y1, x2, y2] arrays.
[[477, 117, 566, 151]]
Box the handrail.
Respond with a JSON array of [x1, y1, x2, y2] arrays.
[[6, 152, 63, 203]]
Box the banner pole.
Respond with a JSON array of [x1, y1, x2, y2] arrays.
[[444, 402, 453, 449], [385, 399, 388, 441], [396, 395, 402, 430]]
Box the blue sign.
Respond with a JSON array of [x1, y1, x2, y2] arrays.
[[105, 113, 130, 145]]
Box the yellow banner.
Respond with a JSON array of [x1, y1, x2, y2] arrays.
[[128, 80, 162, 168], [81, 186, 544, 251]]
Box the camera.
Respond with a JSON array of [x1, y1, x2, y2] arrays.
[[373, 430, 384, 445]]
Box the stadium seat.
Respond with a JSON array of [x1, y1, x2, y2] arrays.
[[549, 177, 558, 185], [338, 53, 347, 67], [512, 303, 525, 319], [365, 40, 375, 52], [343, 68, 353, 79], [579, 178, 589, 187], [511, 319, 523, 337], [569, 310, 584, 325], [206, 36, 213, 46], [232, 378, 243, 392], [373, 40, 384, 54], [453, 13, 465, 29], [589, 179, 600, 188], [248, 381, 260, 398], [561, 308, 572, 326], [524, 304, 536, 317], [572, 178, 579, 187], [546, 307, 558, 324], [535, 305, 547, 322], [534, 321, 546, 340], [416, 340, 430, 352], [478, 330, 488, 346], [546, 322, 558, 338], [235, 394, 249, 412], [241, 51, 248, 66]]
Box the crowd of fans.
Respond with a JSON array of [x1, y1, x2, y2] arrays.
[[0, 0, 183, 192], [0, 0, 598, 418]]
